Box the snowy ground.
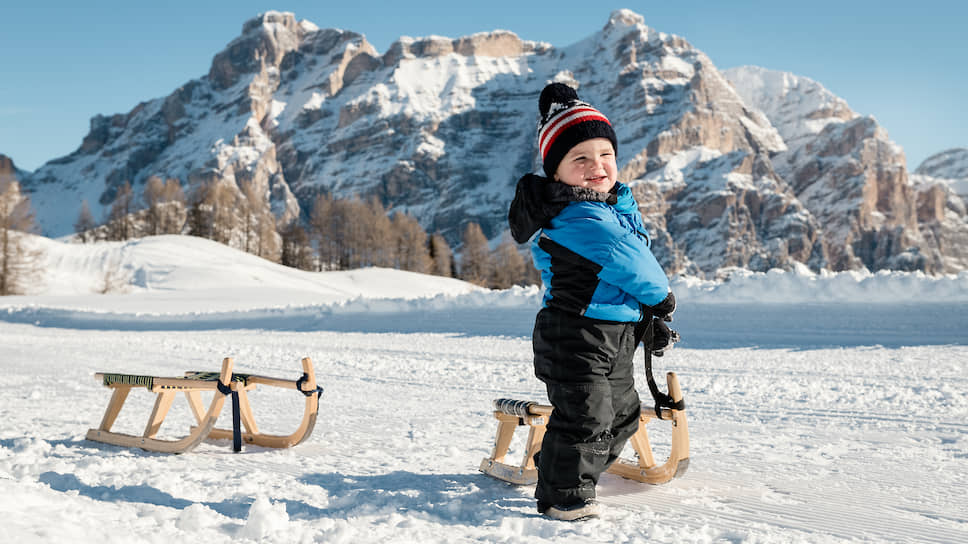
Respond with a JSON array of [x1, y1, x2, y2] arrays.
[[1, 235, 966, 543]]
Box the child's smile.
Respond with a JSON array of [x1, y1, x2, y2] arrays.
[[553, 138, 617, 193]]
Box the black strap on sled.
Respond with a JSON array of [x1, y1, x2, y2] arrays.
[[214, 380, 243, 452], [635, 316, 686, 418], [230, 391, 242, 452], [296, 373, 324, 398]]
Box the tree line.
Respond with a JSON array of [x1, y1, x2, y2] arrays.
[[68, 176, 537, 290]]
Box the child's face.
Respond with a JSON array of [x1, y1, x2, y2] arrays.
[[553, 138, 617, 193]]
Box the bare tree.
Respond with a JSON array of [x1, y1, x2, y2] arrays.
[[392, 211, 431, 273], [489, 234, 528, 289], [143, 176, 166, 236], [210, 183, 238, 246], [459, 222, 491, 287], [428, 233, 455, 277], [160, 178, 187, 234], [0, 179, 44, 295], [342, 198, 369, 268], [74, 200, 98, 242], [310, 193, 337, 270], [187, 183, 213, 239], [144, 176, 186, 235], [364, 197, 394, 268], [187, 181, 239, 246], [280, 222, 314, 270], [105, 181, 136, 241]]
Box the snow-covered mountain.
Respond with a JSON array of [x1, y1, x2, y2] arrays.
[[724, 66, 930, 272], [10, 10, 966, 276], [907, 148, 968, 273], [915, 148, 968, 197]]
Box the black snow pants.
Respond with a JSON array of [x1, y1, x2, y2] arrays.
[[531, 307, 642, 507]]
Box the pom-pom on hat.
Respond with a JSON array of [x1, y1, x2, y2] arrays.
[[537, 83, 617, 179]]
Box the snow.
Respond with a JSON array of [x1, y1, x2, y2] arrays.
[[915, 147, 968, 198], [723, 66, 858, 147], [2, 234, 967, 542]]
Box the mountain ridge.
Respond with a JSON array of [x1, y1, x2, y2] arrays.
[[9, 9, 967, 276]]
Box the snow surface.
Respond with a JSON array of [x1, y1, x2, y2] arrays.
[[2, 235, 967, 543]]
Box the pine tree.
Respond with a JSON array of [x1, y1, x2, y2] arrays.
[[459, 222, 491, 287], [0, 179, 44, 295]]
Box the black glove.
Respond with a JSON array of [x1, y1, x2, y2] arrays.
[[648, 292, 676, 322], [651, 318, 680, 357]]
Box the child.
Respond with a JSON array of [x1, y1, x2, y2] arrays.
[[508, 83, 676, 521]]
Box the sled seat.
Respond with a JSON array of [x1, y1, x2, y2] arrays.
[[479, 372, 689, 485], [86, 357, 322, 454]]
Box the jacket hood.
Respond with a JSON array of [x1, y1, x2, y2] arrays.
[[507, 174, 618, 243]]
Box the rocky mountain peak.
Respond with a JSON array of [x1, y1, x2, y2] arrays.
[[209, 11, 311, 89], [916, 148, 968, 181], [606, 9, 646, 29], [15, 10, 967, 276], [724, 66, 857, 148], [384, 30, 542, 65]]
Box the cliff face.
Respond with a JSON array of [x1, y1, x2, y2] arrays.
[[910, 148, 968, 273], [725, 66, 957, 273], [15, 10, 964, 276]]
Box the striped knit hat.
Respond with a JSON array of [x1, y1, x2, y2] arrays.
[[537, 83, 617, 179]]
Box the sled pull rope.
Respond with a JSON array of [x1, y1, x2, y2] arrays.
[[295, 373, 324, 398], [638, 317, 686, 418]]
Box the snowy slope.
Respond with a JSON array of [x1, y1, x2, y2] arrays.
[[723, 66, 856, 151], [1, 235, 967, 542], [916, 147, 968, 197]]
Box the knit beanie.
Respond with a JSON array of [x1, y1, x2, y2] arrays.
[[537, 83, 618, 179]]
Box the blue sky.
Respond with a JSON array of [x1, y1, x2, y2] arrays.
[[2, 0, 964, 172]]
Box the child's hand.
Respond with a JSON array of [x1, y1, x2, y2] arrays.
[[651, 318, 680, 356], [648, 292, 676, 322]]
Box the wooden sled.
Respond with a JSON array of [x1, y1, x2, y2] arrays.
[[85, 357, 322, 453], [479, 372, 689, 485]]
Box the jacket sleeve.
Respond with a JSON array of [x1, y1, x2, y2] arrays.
[[545, 204, 669, 306]]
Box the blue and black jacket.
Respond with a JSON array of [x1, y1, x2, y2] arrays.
[[508, 174, 669, 322]]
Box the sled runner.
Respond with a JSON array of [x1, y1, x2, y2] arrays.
[[85, 357, 323, 453], [479, 371, 689, 485]]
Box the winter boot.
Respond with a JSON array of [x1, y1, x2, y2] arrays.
[[538, 499, 601, 521]]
